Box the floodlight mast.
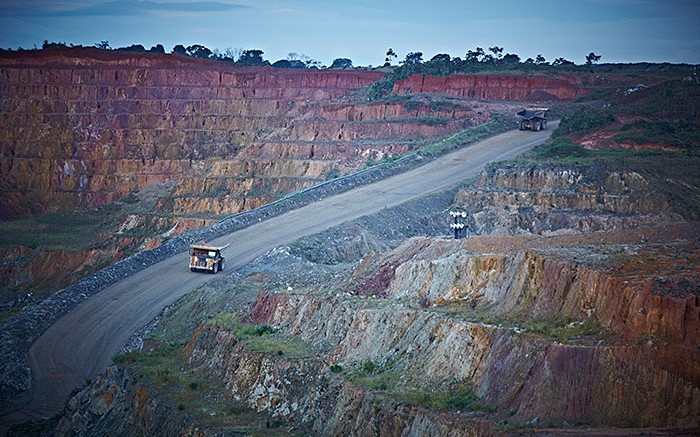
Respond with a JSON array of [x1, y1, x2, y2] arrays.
[[449, 210, 468, 239]]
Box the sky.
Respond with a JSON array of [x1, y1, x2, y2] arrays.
[[1, 0, 699, 66]]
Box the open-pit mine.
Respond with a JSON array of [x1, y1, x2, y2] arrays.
[[1, 48, 698, 436]]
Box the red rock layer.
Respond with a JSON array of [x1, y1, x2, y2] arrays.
[[393, 73, 592, 100], [0, 49, 501, 218]]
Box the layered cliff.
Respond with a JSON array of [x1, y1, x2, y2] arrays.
[[452, 163, 686, 235], [0, 48, 508, 221], [393, 73, 594, 101]]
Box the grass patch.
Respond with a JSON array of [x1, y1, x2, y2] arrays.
[[0, 208, 119, 250], [208, 313, 313, 358], [346, 357, 494, 413], [420, 116, 509, 158], [432, 304, 606, 344], [520, 136, 670, 164], [0, 308, 21, 324], [613, 119, 700, 152], [525, 317, 604, 343], [112, 342, 302, 434], [401, 382, 484, 411], [348, 358, 395, 392], [324, 167, 341, 180], [553, 108, 615, 137]]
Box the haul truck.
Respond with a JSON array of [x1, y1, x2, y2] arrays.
[[516, 107, 548, 131], [189, 243, 229, 273]]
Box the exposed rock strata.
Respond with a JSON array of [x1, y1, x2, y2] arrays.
[[393, 73, 594, 101], [0, 49, 506, 220], [247, 234, 699, 428], [454, 164, 684, 235]]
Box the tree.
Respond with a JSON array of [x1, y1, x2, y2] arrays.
[[502, 53, 520, 64], [429, 53, 451, 63], [95, 40, 111, 50], [402, 51, 423, 65], [224, 47, 243, 62], [211, 47, 241, 63], [552, 57, 575, 66], [488, 46, 504, 60], [172, 44, 187, 55], [330, 58, 353, 69], [116, 44, 146, 52], [585, 52, 602, 65], [535, 54, 547, 65], [287, 53, 319, 68], [42, 40, 67, 50], [186, 44, 212, 59], [149, 44, 165, 54], [465, 47, 485, 63], [238, 49, 265, 66], [272, 59, 306, 68], [384, 48, 397, 66]]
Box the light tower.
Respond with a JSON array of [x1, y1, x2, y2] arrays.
[[449, 210, 468, 239]]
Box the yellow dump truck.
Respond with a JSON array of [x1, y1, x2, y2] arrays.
[[188, 243, 229, 273], [516, 107, 548, 131]]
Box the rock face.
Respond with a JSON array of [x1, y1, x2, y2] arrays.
[[0, 48, 503, 220], [54, 366, 206, 437], [454, 163, 684, 235], [393, 73, 593, 101], [248, 230, 700, 428]]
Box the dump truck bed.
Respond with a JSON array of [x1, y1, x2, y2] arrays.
[[188, 243, 229, 252], [516, 108, 548, 120]]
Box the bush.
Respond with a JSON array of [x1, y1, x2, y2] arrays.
[[324, 167, 341, 180], [614, 119, 700, 152], [532, 137, 590, 160], [555, 108, 615, 137]]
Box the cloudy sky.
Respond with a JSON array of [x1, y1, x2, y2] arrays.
[[1, 0, 699, 66]]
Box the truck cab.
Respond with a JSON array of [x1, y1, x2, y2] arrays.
[[188, 243, 228, 273]]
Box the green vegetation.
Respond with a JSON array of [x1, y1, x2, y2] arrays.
[[208, 313, 313, 358], [517, 78, 700, 164], [324, 167, 341, 180], [400, 382, 489, 412], [525, 317, 604, 343], [112, 342, 299, 434], [553, 108, 615, 138], [348, 358, 395, 392], [0, 208, 118, 251], [0, 308, 21, 324], [346, 356, 492, 412], [420, 116, 509, 157], [614, 119, 700, 152], [435, 304, 607, 344]]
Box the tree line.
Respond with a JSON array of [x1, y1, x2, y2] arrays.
[[8, 40, 604, 73]]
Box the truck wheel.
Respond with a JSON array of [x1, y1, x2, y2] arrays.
[[220, 260, 225, 271], [541, 120, 547, 130], [519, 121, 526, 130], [533, 121, 541, 131], [190, 268, 196, 272]]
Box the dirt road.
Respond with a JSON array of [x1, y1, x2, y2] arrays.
[[2, 124, 555, 430]]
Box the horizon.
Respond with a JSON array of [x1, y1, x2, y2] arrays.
[[1, 1, 699, 66]]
